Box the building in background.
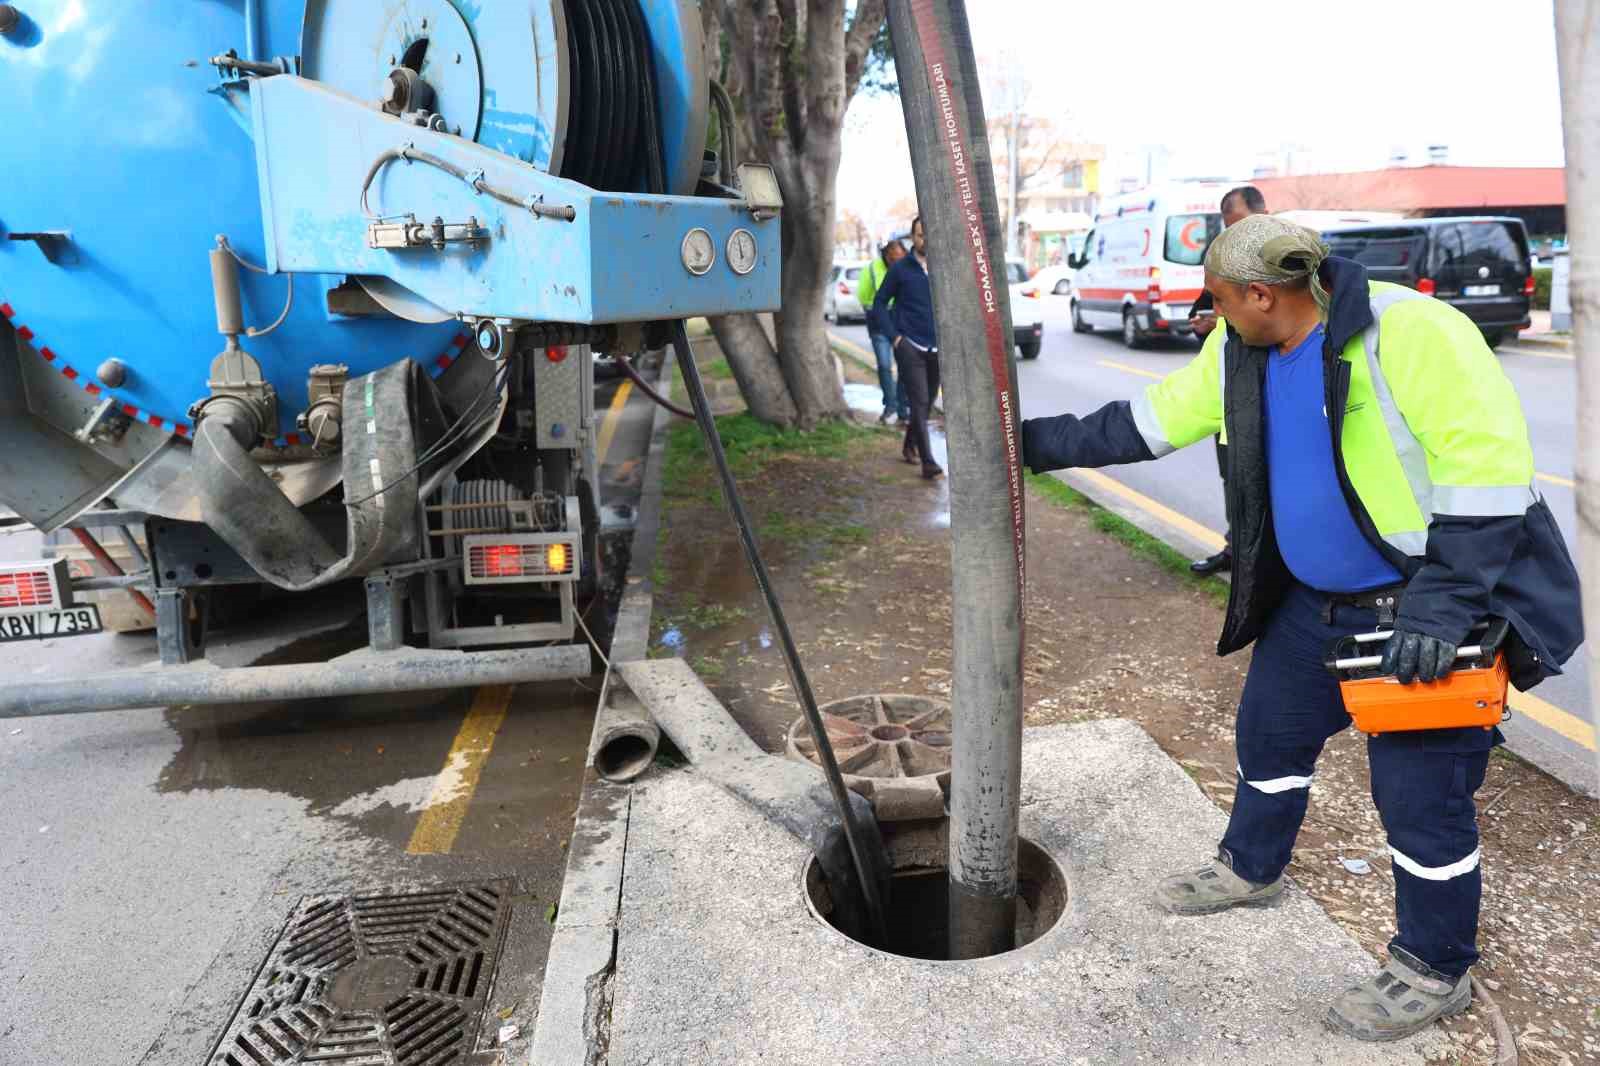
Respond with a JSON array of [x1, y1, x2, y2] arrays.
[[988, 126, 1105, 270], [1251, 166, 1567, 243]]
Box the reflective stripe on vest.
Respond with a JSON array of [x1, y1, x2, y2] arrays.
[[1360, 289, 1535, 552], [1361, 288, 1436, 556], [1131, 391, 1176, 457]]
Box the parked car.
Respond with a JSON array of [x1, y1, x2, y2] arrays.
[[824, 261, 869, 323], [1028, 263, 1077, 297], [1320, 217, 1533, 348], [1008, 259, 1044, 359], [1067, 180, 1231, 348]]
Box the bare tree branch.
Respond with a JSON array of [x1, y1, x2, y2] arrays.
[[842, 0, 885, 95]]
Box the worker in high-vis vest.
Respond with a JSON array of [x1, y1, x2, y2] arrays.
[[1021, 215, 1581, 1041]]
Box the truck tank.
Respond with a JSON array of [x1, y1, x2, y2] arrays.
[[0, 0, 708, 531], [0, 0, 780, 712]]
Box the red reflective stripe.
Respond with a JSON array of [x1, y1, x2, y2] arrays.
[[174, 424, 190, 437], [39, 346, 56, 362], [121, 403, 138, 416], [0, 302, 14, 319], [1077, 286, 1204, 303], [436, 353, 455, 371], [451, 333, 469, 348], [147, 414, 164, 429], [61, 365, 78, 380], [84, 383, 100, 395], [15, 324, 33, 341]]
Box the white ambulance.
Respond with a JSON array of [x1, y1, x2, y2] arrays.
[[1067, 181, 1232, 348]]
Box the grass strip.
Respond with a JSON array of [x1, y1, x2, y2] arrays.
[[1025, 471, 1229, 608]]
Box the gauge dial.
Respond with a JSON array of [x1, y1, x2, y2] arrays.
[[681, 228, 715, 276], [726, 229, 758, 276]]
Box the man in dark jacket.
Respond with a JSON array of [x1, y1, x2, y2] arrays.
[[870, 216, 943, 479], [1021, 214, 1581, 1041], [1188, 184, 1268, 575]]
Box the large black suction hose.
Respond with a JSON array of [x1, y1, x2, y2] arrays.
[[885, 0, 1028, 959], [628, 0, 891, 945]]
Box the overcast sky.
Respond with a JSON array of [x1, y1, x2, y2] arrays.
[[839, 0, 1566, 226]]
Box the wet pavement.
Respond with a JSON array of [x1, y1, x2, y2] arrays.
[[0, 367, 663, 1065]]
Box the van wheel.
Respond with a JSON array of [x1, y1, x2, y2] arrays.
[[1054, 279, 1071, 295], [1019, 340, 1041, 360], [1122, 310, 1146, 349], [1071, 301, 1091, 333], [1481, 328, 1506, 349], [824, 306, 836, 323]]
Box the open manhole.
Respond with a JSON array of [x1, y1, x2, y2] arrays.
[[210, 881, 512, 1065], [803, 822, 1067, 961], [785, 694, 951, 820]]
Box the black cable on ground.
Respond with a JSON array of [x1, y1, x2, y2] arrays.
[[617, 353, 694, 419], [630, 1, 891, 945]]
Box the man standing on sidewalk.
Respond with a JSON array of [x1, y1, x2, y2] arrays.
[[1188, 184, 1268, 575], [857, 239, 910, 425], [1021, 215, 1581, 1040], [871, 217, 943, 480]]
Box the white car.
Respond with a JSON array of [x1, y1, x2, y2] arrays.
[[1007, 259, 1044, 359], [1028, 263, 1077, 297], [824, 261, 869, 323]]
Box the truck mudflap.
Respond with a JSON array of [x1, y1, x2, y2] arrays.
[[0, 644, 591, 718]]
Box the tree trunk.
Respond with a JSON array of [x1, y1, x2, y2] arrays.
[[708, 313, 799, 425], [1554, 0, 1600, 783], [772, 149, 850, 427]]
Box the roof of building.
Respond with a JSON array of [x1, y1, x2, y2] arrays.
[[1251, 166, 1564, 212]]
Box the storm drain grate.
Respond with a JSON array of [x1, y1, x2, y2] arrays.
[[211, 880, 513, 1066]]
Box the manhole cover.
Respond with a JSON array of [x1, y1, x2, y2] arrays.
[[785, 694, 951, 820], [210, 881, 512, 1065]]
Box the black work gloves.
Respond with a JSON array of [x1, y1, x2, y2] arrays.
[[1379, 629, 1459, 685]]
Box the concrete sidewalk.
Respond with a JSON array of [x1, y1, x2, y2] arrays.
[[601, 719, 1450, 1065]]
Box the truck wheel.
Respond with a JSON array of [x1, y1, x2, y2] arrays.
[[1122, 310, 1146, 350], [1071, 301, 1090, 334], [1019, 340, 1041, 360]]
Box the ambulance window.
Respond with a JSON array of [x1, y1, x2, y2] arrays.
[[1164, 213, 1222, 265]]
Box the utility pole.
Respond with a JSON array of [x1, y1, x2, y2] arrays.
[[886, 0, 1027, 959], [1554, 0, 1600, 784]]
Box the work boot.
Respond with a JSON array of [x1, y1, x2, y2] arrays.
[[1154, 853, 1283, 915], [921, 462, 944, 480], [1190, 548, 1232, 575], [1326, 953, 1472, 1042]]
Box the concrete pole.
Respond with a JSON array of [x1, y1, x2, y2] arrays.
[[885, 0, 1028, 958], [1554, 0, 1600, 784]]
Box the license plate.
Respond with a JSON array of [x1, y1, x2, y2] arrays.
[[0, 604, 103, 642], [1462, 284, 1501, 296]]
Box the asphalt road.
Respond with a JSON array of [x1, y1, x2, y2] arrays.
[[832, 299, 1598, 796], [0, 369, 662, 1065]]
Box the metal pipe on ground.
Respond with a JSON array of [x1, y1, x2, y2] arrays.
[[886, 0, 1029, 959], [0, 644, 590, 718]]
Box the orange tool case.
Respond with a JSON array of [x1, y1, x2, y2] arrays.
[[1324, 621, 1510, 736]]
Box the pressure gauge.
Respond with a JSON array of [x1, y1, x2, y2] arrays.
[[726, 229, 758, 276], [681, 228, 715, 276]]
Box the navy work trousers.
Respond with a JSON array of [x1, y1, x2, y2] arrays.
[[1218, 583, 1498, 979]]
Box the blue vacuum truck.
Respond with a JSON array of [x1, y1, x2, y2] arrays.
[[0, 0, 781, 715]]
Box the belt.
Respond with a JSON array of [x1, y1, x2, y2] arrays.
[[1320, 583, 1405, 626], [897, 337, 938, 355]]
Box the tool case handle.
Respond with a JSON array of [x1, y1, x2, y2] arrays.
[[1324, 618, 1511, 676]]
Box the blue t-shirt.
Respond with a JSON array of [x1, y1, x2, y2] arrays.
[[1265, 324, 1403, 593]]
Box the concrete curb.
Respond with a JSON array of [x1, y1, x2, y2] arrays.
[[1513, 332, 1572, 351], [1050, 469, 1230, 585], [529, 350, 680, 1066]]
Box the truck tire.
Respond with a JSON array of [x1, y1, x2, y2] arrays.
[[1122, 310, 1146, 350]]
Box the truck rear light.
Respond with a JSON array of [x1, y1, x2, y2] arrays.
[[1417, 277, 1436, 296], [1523, 275, 1536, 296], [0, 559, 71, 614], [463, 534, 580, 585]]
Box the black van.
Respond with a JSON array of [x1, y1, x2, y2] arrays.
[[1320, 217, 1534, 347]]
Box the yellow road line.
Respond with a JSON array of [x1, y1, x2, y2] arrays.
[[405, 684, 515, 854], [1536, 471, 1575, 489], [829, 333, 876, 364], [1069, 468, 1227, 552], [1508, 690, 1597, 752], [1070, 468, 1598, 752], [595, 378, 633, 465], [1096, 359, 1163, 381]]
